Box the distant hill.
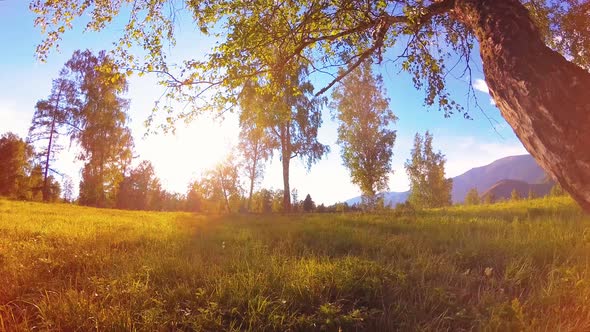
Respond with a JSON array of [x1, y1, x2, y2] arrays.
[[481, 179, 553, 201], [345, 154, 548, 206], [451, 154, 547, 203], [345, 191, 409, 206]]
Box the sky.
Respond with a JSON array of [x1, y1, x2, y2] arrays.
[[0, 1, 527, 205]]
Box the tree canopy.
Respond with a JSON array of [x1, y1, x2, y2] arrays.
[[331, 61, 397, 209], [405, 131, 452, 209]]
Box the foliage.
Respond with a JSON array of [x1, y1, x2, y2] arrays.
[[116, 160, 163, 211], [0, 133, 34, 198], [484, 192, 496, 205], [405, 131, 452, 209], [238, 114, 272, 212], [31, 0, 590, 128], [62, 175, 74, 202], [550, 183, 567, 197], [302, 194, 315, 213], [511, 189, 521, 201], [63, 50, 134, 208], [28, 71, 78, 201], [465, 188, 480, 205], [194, 155, 243, 214], [331, 61, 397, 209], [239, 67, 329, 211], [1, 196, 589, 330]]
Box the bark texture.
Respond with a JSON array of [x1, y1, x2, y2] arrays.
[[454, 0, 590, 211]]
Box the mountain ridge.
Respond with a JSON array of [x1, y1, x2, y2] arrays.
[[345, 154, 548, 206]]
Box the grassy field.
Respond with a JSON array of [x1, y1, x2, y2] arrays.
[[1, 197, 590, 331]]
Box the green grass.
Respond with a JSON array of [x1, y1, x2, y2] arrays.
[[1, 197, 590, 331]]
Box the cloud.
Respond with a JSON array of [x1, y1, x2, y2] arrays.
[[490, 98, 496, 106], [442, 138, 528, 179], [473, 79, 489, 94]]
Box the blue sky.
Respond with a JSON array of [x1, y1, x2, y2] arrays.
[[0, 1, 527, 205]]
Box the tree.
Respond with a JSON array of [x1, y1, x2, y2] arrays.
[[0, 133, 34, 198], [32, 0, 590, 211], [200, 155, 243, 213], [239, 69, 329, 212], [186, 180, 204, 213], [28, 73, 78, 202], [62, 175, 74, 202], [238, 119, 272, 212], [528, 189, 536, 200], [116, 160, 162, 210], [65, 50, 134, 208], [405, 131, 452, 209], [511, 189, 520, 201], [483, 193, 496, 205], [331, 61, 397, 209], [465, 188, 480, 205], [251, 189, 273, 214], [302, 194, 315, 213]]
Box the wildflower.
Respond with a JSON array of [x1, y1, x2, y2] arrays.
[[484, 267, 493, 277]]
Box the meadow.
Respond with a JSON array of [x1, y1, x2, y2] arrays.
[[1, 197, 590, 331]]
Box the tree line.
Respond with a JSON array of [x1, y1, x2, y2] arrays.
[[1, 49, 458, 213]]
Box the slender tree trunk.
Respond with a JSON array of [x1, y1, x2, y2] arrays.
[[219, 169, 231, 213], [454, 0, 590, 211], [43, 89, 62, 202], [280, 125, 291, 213], [247, 142, 259, 212]]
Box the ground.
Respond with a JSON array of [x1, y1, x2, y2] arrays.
[[0, 197, 589, 331]]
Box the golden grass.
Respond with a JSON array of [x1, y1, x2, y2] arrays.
[[1, 197, 589, 331]]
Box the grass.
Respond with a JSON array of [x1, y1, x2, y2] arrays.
[[1, 197, 590, 331]]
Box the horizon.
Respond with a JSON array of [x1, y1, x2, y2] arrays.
[[0, 0, 528, 205]]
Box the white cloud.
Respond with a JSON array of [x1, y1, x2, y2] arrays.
[[490, 97, 496, 106], [442, 138, 527, 178], [473, 79, 489, 94]]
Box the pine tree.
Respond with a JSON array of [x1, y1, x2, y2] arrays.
[[28, 74, 78, 202], [302, 194, 315, 213]]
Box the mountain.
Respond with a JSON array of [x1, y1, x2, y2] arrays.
[[345, 191, 410, 206], [481, 179, 553, 201], [450, 154, 547, 203], [344, 154, 548, 206]]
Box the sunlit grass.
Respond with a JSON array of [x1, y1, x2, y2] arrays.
[[1, 197, 589, 331]]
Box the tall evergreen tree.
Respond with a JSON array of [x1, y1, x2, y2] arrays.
[[28, 73, 78, 202], [405, 131, 452, 209], [302, 194, 315, 213], [331, 61, 397, 209]]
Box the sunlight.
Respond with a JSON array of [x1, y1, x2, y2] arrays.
[[137, 114, 240, 193]]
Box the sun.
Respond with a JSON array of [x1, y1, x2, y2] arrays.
[[136, 114, 240, 194]]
